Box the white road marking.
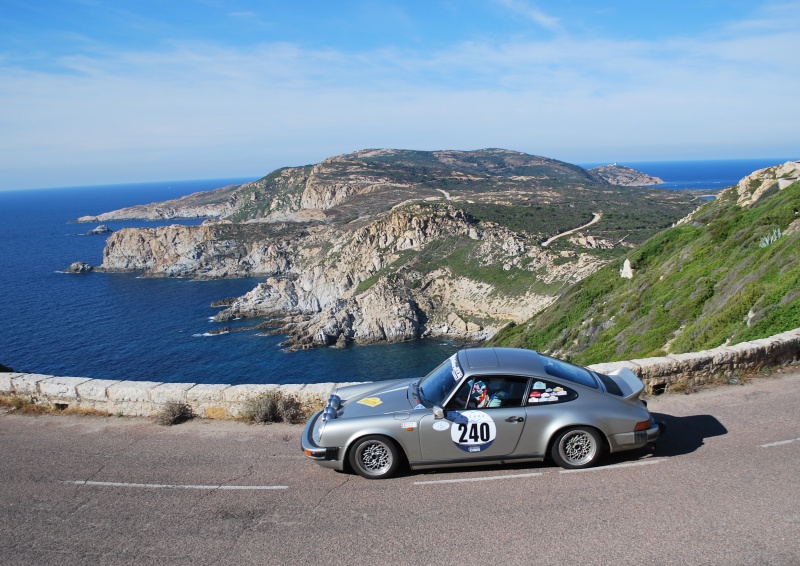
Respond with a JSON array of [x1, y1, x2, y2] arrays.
[[559, 459, 662, 474], [760, 437, 800, 448], [415, 458, 664, 484], [414, 472, 543, 485], [64, 480, 288, 490]]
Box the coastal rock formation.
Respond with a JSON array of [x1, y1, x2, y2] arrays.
[[68, 261, 93, 273], [85, 224, 112, 235], [589, 164, 664, 186], [76, 184, 245, 222], [734, 160, 800, 207], [83, 149, 705, 349], [100, 224, 292, 278]]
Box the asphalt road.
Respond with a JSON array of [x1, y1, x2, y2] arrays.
[[2, 369, 799, 566]]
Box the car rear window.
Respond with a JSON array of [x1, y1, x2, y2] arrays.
[[541, 355, 598, 389], [595, 372, 624, 396]]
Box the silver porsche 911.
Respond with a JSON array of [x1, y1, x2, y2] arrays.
[[301, 347, 662, 479]]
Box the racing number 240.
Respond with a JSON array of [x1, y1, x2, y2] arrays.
[[457, 422, 491, 443]]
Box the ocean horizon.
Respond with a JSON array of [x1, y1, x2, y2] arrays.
[[0, 157, 793, 385]]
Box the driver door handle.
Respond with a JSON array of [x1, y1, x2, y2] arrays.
[[505, 416, 524, 423]]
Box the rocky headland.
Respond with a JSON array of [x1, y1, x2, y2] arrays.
[[588, 164, 664, 186], [76, 149, 706, 349]]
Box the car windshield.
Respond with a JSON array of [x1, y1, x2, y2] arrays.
[[418, 354, 463, 406]]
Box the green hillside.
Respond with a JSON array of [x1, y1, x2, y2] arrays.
[[491, 163, 800, 365]]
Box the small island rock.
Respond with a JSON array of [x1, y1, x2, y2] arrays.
[[68, 261, 94, 273], [85, 225, 112, 235]]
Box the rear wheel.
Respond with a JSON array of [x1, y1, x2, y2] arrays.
[[551, 427, 603, 469], [348, 435, 401, 479]]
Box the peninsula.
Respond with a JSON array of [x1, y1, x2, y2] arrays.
[[76, 149, 704, 350]]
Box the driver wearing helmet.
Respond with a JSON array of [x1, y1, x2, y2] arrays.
[[470, 380, 489, 408]]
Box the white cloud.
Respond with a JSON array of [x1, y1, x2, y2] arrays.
[[493, 0, 561, 32]]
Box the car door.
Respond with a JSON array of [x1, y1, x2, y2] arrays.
[[418, 375, 529, 461]]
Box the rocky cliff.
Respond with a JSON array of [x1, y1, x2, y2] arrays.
[[83, 149, 705, 349]]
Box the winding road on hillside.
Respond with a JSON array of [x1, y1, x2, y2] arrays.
[[541, 211, 603, 247], [2, 369, 799, 565]]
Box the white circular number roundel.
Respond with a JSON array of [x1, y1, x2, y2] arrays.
[[449, 410, 497, 453]]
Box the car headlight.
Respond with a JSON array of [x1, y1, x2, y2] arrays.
[[314, 418, 326, 443]]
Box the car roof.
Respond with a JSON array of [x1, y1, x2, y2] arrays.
[[458, 347, 546, 378]]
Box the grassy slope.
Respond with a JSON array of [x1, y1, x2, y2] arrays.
[[491, 180, 800, 364]]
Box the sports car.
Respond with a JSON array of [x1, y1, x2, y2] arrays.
[[301, 347, 662, 479]]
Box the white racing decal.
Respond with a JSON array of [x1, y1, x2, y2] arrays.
[[450, 354, 464, 382], [449, 410, 496, 453], [432, 421, 450, 431]]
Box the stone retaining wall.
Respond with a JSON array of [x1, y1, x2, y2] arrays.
[[2, 328, 799, 419]]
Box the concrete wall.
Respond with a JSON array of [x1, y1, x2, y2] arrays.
[[2, 328, 799, 419]]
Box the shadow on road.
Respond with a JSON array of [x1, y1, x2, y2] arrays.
[[649, 412, 728, 457]]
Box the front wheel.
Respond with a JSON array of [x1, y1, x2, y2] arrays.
[[551, 427, 603, 469], [348, 435, 401, 479]]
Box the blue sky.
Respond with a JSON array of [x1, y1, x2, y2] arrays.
[[1, 0, 798, 190]]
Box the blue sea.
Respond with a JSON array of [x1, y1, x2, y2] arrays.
[[0, 158, 792, 385]]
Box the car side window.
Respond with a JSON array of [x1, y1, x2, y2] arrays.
[[446, 376, 528, 409], [527, 379, 578, 405]]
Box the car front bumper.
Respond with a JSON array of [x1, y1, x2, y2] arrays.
[[300, 410, 345, 471]]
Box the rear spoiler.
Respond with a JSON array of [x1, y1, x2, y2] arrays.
[[606, 367, 644, 401]]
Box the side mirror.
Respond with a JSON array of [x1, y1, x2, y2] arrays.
[[433, 405, 445, 420]]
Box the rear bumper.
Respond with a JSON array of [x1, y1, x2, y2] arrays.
[[608, 419, 663, 452], [300, 411, 345, 471]]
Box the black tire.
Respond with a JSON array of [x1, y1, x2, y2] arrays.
[[348, 435, 401, 479], [551, 427, 603, 469]]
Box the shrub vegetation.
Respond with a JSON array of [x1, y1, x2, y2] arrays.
[[491, 178, 800, 364], [240, 390, 307, 424]]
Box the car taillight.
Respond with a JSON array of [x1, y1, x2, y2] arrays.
[[634, 420, 651, 431]]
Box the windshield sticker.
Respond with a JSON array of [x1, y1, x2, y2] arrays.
[[448, 410, 497, 453], [450, 354, 464, 382], [357, 397, 383, 407], [433, 421, 450, 431], [532, 381, 546, 390]]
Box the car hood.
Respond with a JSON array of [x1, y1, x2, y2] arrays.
[[337, 379, 416, 418]]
